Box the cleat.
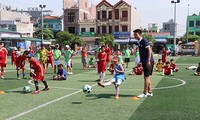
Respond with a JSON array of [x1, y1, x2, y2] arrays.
[[32, 90, 40, 94], [114, 95, 119, 99], [146, 92, 153, 97], [1, 76, 4, 79], [17, 77, 20, 80], [42, 88, 50, 91], [137, 93, 147, 98]]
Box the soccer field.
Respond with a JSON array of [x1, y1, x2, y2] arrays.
[[0, 56, 200, 120]]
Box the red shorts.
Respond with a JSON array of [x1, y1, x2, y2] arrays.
[[162, 57, 166, 63], [16, 63, 25, 70], [0, 63, 6, 68], [98, 61, 106, 73], [106, 55, 110, 62], [47, 57, 53, 64], [34, 70, 45, 81], [164, 70, 170, 75]]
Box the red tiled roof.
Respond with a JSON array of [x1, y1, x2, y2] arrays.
[[96, 0, 113, 8], [114, 0, 131, 8], [146, 32, 170, 36], [44, 16, 61, 19]]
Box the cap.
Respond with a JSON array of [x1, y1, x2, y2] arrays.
[[65, 45, 70, 48], [27, 54, 34, 58]]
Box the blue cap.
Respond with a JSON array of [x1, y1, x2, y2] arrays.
[[27, 54, 34, 58]]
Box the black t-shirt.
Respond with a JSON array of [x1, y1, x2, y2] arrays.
[[197, 66, 200, 72], [138, 38, 154, 64]]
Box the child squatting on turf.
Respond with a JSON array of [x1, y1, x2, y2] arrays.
[[155, 59, 163, 72], [162, 61, 174, 76], [27, 54, 49, 94], [98, 58, 125, 99], [53, 64, 67, 80], [129, 63, 143, 75]]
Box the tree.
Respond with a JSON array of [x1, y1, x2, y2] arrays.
[[99, 34, 115, 46], [56, 31, 83, 46], [34, 28, 54, 40], [182, 33, 200, 42], [142, 33, 155, 44]]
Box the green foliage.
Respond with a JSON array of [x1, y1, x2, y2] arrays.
[[56, 31, 83, 46], [99, 34, 115, 46], [142, 33, 155, 44], [34, 28, 54, 40], [182, 33, 200, 42]]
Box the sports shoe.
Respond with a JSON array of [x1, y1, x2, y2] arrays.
[[146, 92, 153, 97], [97, 82, 105, 88], [32, 90, 40, 94], [171, 74, 174, 76], [162, 74, 165, 76], [1, 76, 4, 79], [17, 77, 20, 80], [23, 76, 27, 79], [42, 88, 50, 91], [137, 93, 147, 98], [68, 72, 73, 75], [114, 95, 119, 99]]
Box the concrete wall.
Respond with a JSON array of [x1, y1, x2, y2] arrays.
[[131, 7, 141, 32], [16, 22, 33, 37]]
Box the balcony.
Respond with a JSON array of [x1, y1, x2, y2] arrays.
[[120, 17, 128, 21], [100, 18, 108, 21]]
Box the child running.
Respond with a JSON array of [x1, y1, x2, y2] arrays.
[[53, 64, 67, 80], [27, 54, 49, 94], [98, 58, 125, 99]]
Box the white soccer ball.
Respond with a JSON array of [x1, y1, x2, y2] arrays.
[[23, 86, 31, 93], [82, 85, 92, 94]]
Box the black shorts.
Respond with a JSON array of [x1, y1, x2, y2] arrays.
[[124, 58, 130, 63], [142, 62, 154, 77]]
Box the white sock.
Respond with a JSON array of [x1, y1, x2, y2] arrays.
[[99, 73, 101, 79], [162, 69, 165, 74], [103, 81, 112, 86], [116, 87, 119, 95], [102, 72, 105, 81], [170, 70, 173, 75]]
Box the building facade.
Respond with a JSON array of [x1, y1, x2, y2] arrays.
[[187, 13, 200, 36], [96, 0, 140, 39], [148, 23, 159, 32], [161, 19, 175, 36], [0, 4, 34, 37]]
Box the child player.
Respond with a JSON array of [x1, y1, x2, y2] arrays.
[[124, 45, 131, 68], [162, 47, 167, 63], [194, 63, 200, 76], [53, 44, 62, 73], [129, 63, 143, 75], [46, 47, 54, 70], [98, 58, 125, 99], [53, 64, 67, 80], [64, 45, 73, 74], [155, 59, 163, 72], [27, 54, 49, 94], [162, 61, 173, 76], [11, 47, 17, 66], [16, 51, 29, 79], [97, 46, 107, 82], [0, 43, 8, 78], [170, 59, 179, 72]]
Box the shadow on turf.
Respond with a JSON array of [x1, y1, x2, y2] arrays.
[[72, 102, 83, 104], [85, 93, 134, 100], [5, 90, 32, 94]]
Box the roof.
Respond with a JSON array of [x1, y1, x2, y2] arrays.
[[114, 0, 131, 8], [1, 37, 48, 42], [115, 38, 137, 44], [96, 0, 113, 8], [0, 28, 20, 34], [147, 32, 170, 37], [44, 16, 61, 20]]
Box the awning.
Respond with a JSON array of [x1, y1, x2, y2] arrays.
[[115, 38, 137, 44], [155, 39, 167, 43], [2, 37, 47, 42]]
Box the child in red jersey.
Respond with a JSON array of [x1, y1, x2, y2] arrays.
[[46, 47, 54, 69], [0, 43, 8, 78], [162, 61, 173, 76], [97, 45, 107, 82], [129, 63, 143, 75], [162, 47, 167, 63], [29, 46, 34, 54], [16, 51, 29, 79], [170, 59, 179, 72], [27, 54, 49, 94], [11, 47, 17, 66]]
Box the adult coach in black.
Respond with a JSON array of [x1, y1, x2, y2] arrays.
[[133, 29, 154, 98]]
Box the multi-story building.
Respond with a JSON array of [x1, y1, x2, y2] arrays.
[[161, 19, 175, 36], [96, 0, 141, 39], [187, 13, 200, 36], [0, 4, 34, 37], [148, 23, 159, 32]]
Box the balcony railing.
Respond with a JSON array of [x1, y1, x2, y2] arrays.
[[120, 17, 128, 21]]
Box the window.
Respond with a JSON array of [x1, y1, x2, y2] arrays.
[[90, 28, 95, 32], [68, 27, 75, 34], [102, 11, 107, 19], [108, 11, 112, 19], [122, 11, 128, 18], [97, 26, 100, 34], [68, 11, 76, 22], [85, 2, 87, 8], [196, 21, 200, 28], [196, 32, 200, 36], [122, 25, 128, 32], [109, 26, 112, 34], [81, 28, 86, 32], [102, 26, 107, 34], [83, 13, 87, 20], [97, 11, 100, 20], [55, 24, 59, 29], [189, 21, 194, 27], [114, 9, 119, 19], [189, 32, 194, 35], [114, 26, 119, 32], [49, 24, 53, 28]]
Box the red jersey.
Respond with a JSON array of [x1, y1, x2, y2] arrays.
[[47, 51, 53, 57], [134, 66, 143, 75], [163, 66, 172, 75], [97, 52, 107, 73], [12, 51, 17, 63], [29, 58, 45, 81], [105, 47, 111, 62], [0, 48, 8, 63], [81, 47, 87, 58], [16, 54, 27, 63], [170, 63, 177, 70], [162, 50, 167, 63], [29, 49, 34, 54]]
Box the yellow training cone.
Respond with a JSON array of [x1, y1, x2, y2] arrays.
[[0, 90, 5, 94], [131, 96, 139, 101]]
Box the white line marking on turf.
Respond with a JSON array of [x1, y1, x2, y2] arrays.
[[6, 69, 131, 120]]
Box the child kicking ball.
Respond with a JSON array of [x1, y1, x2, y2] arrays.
[[27, 54, 49, 94], [97, 58, 125, 99]]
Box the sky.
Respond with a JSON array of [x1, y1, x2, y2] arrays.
[[0, 0, 199, 36]]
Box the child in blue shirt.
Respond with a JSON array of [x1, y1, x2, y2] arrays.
[[53, 64, 67, 80], [98, 58, 125, 99]]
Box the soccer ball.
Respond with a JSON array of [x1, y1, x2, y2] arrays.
[[23, 86, 31, 93], [82, 85, 92, 94]]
